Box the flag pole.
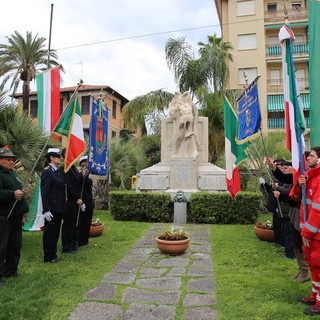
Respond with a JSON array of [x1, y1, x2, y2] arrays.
[[47, 4, 54, 69], [7, 81, 83, 220], [240, 70, 283, 216], [286, 28, 308, 222]]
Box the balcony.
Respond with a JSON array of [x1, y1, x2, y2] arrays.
[[266, 42, 309, 57], [267, 93, 310, 112], [267, 78, 309, 94], [268, 117, 310, 129], [265, 7, 308, 23]]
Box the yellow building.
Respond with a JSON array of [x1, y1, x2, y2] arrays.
[[14, 85, 138, 138], [215, 0, 309, 147]]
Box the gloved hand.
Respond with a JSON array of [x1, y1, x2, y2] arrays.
[[43, 211, 53, 221], [259, 177, 265, 184], [80, 203, 86, 212]]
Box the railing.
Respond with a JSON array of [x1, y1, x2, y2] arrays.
[[267, 93, 310, 112], [264, 7, 308, 23], [266, 43, 309, 57], [267, 78, 309, 93], [268, 117, 310, 129]]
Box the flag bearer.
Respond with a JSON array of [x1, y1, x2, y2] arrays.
[[294, 147, 320, 315]]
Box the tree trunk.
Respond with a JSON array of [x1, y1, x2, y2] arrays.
[[22, 80, 30, 112]]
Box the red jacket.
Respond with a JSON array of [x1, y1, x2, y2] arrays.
[[291, 166, 320, 240]]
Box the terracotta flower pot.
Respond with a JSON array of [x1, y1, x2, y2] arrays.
[[155, 236, 190, 255], [90, 224, 105, 237], [254, 227, 275, 242]]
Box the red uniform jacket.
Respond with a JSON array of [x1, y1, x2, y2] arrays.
[[291, 166, 320, 240]]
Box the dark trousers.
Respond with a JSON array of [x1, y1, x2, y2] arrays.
[[281, 218, 295, 258], [43, 211, 63, 262], [78, 208, 93, 246], [62, 207, 78, 252], [0, 216, 22, 277]]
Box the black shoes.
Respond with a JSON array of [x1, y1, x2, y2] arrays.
[[0, 280, 5, 287], [304, 305, 320, 316], [63, 250, 77, 254], [45, 257, 64, 263], [297, 296, 316, 306]]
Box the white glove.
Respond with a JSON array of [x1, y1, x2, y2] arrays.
[[259, 177, 265, 184], [80, 203, 86, 212], [44, 211, 53, 221]]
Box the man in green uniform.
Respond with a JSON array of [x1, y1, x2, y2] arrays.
[[0, 147, 29, 287]]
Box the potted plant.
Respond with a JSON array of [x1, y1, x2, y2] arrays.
[[155, 226, 190, 255], [90, 218, 105, 237], [254, 220, 275, 242]]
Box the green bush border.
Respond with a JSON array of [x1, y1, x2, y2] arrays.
[[109, 191, 262, 224]]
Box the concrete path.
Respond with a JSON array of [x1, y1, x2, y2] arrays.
[[69, 224, 217, 320]]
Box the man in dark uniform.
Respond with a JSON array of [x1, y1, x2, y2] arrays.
[[78, 156, 95, 247], [60, 153, 83, 254], [41, 148, 67, 263], [0, 147, 29, 286]]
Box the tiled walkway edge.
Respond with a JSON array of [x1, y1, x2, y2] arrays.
[[69, 224, 217, 320]]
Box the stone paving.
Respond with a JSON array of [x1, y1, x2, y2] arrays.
[[69, 224, 217, 320]]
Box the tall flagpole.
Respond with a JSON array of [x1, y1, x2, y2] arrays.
[[47, 4, 54, 69]]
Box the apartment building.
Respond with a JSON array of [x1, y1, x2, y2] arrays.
[[215, 0, 309, 146], [14, 85, 136, 138]]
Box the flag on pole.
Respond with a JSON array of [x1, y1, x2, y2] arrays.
[[279, 25, 306, 175], [309, 0, 320, 146], [53, 95, 86, 172], [237, 79, 261, 144], [224, 97, 249, 199], [88, 97, 109, 176], [23, 67, 61, 231], [36, 67, 60, 133]]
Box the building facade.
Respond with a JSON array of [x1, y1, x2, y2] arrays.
[[14, 85, 138, 138], [215, 0, 309, 147]]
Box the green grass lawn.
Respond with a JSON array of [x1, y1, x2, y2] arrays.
[[0, 211, 311, 319]]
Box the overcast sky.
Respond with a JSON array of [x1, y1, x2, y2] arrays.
[[1, 0, 220, 100]]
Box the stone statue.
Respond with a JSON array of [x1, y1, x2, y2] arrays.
[[169, 92, 200, 157]]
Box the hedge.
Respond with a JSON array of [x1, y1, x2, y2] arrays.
[[189, 191, 262, 224], [109, 191, 262, 224], [109, 191, 172, 222]]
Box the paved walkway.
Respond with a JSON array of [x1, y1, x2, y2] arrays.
[[69, 224, 217, 320]]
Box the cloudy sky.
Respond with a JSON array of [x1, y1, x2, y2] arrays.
[[1, 0, 220, 100]]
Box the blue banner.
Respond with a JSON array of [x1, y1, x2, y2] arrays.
[[88, 97, 109, 176], [237, 81, 261, 144]]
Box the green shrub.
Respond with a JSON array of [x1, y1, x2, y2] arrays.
[[109, 191, 172, 222], [189, 191, 261, 224], [109, 191, 261, 224]]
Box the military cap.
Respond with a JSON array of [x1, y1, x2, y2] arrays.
[[0, 147, 17, 158]]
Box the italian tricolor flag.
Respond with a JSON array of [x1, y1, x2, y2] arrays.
[[53, 95, 86, 172], [24, 68, 61, 231], [36, 67, 60, 132], [279, 25, 305, 174], [223, 97, 249, 199]]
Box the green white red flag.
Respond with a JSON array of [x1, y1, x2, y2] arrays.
[[23, 68, 61, 231], [223, 97, 249, 199], [279, 25, 306, 174], [36, 67, 60, 132], [53, 95, 86, 172]]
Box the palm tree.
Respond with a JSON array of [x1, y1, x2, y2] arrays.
[[0, 31, 62, 110], [109, 138, 149, 190], [0, 92, 49, 173], [198, 34, 233, 92], [122, 89, 173, 135]]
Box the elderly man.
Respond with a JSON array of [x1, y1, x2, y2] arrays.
[[0, 147, 29, 287]]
